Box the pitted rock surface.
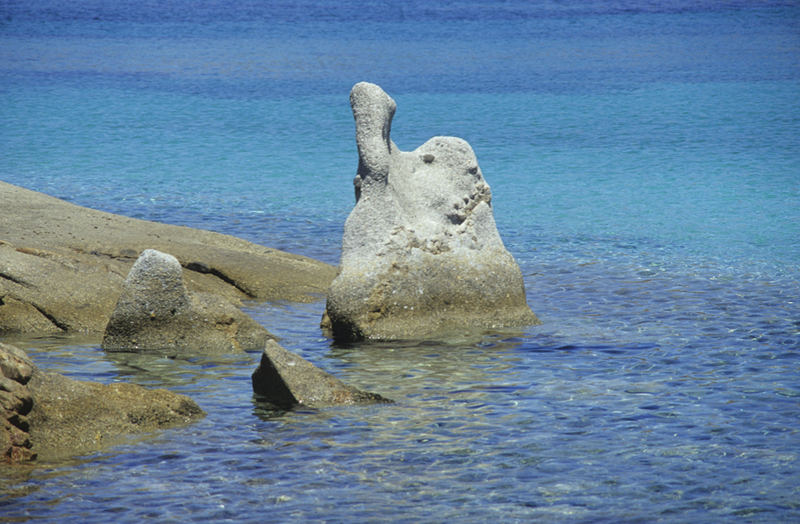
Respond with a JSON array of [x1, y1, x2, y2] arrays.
[[323, 82, 539, 341]]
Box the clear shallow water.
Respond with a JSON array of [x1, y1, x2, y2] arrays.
[[1, 0, 799, 521]]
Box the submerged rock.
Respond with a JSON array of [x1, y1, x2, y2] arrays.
[[102, 249, 271, 354], [252, 340, 390, 408], [1, 342, 204, 462], [323, 82, 539, 341]]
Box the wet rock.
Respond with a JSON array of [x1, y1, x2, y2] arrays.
[[252, 340, 390, 408], [0, 343, 35, 463], [323, 82, 539, 341], [0, 181, 336, 337], [0, 342, 204, 462], [102, 249, 271, 354], [27, 369, 205, 462], [0, 342, 34, 385]]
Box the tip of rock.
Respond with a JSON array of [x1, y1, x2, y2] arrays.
[[350, 81, 384, 97], [131, 248, 182, 277], [350, 81, 396, 114]]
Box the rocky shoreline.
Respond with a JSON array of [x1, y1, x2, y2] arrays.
[[1, 341, 205, 463], [0, 182, 386, 463], [0, 181, 336, 337], [1, 82, 541, 463]]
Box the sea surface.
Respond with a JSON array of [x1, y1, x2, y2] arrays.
[[1, 0, 799, 521]]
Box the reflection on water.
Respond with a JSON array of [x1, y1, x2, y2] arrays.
[[17, 336, 258, 394]]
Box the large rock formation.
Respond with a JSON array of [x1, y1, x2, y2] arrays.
[[102, 249, 270, 354], [252, 340, 390, 408], [322, 82, 539, 341], [1, 342, 204, 463], [0, 181, 336, 337]]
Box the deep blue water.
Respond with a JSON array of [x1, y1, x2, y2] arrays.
[[1, 1, 799, 521]]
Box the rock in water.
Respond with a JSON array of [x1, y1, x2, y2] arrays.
[[322, 82, 540, 341], [252, 340, 389, 408], [0, 343, 36, 463], [1, 342, 204, 462], [102, 249, 270, 354]]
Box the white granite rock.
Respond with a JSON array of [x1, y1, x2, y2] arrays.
[[323, 82, 539, 341]]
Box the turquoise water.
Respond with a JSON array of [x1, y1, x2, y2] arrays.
[[2, 1, 799, 521]]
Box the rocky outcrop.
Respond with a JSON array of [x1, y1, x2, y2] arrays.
[[322, 82, 539, 341], [1, 343, 36, 463], [102, 249, 270, 354], [252, 340, 390, 408], [0, 182, 336, 337], [1, 342, 204, 462]]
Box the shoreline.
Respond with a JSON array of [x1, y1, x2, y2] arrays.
[[0, 181, 336, 338]]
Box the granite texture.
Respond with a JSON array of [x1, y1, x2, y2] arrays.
[[323, 82, 539, 341], [102, 249, 271, 354]]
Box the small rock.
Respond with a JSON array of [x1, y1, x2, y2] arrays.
[[0, 342, 34, 384], [252, 340, 390, 408], [102, 249, 271, 354]]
